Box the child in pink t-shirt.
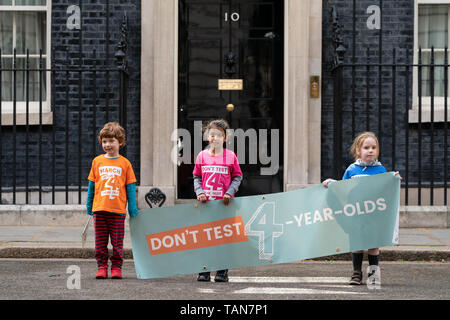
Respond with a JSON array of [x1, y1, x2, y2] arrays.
[[193, 119, 243, 282]]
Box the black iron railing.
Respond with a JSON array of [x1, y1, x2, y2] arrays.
[[0, 14, 129, 205], [330, 5, 448, 206]]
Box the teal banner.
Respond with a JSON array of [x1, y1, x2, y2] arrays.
[[130, 173, 400, 279]]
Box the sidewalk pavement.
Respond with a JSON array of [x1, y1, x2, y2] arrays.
[[0, 225, 448, 261]]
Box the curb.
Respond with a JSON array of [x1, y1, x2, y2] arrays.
[[0, 247, 448, 261], [313, 250, 449, 262]]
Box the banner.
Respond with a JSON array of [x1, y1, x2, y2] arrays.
[[130, 173, 400, 279]]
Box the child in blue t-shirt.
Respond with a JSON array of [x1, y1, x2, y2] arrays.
[[322, 132, 400, 286]]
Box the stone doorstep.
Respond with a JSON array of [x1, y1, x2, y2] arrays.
[[400, 206, 450, 228], [0, 205, 448, 228]]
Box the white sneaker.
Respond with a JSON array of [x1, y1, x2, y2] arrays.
[[366, 265, 381, 289]]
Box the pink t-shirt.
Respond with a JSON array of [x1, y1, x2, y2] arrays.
[[193, 148, 243, 201]]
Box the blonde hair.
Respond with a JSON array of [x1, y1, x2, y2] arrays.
[[98, 122, 126, 147], [350, 131, 379, 161]]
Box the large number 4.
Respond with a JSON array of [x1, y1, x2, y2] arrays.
[[245, 202, 283, 260], [205, 172, 223, 200]]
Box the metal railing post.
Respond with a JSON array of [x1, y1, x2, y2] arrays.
[[115, 13, 129, 157], [330, 6, 346, 179]]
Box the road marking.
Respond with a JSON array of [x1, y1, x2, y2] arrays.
[[232, 287, 367, 295], [198, 287, 366, 295], [229, 277, 348, 283], [29, 226, 56, 241], [198, 277, 365, 295], [198, 288, 219, 294]]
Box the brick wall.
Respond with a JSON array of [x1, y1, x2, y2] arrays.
[[0, 0, 141, 194], [322, 0, 448, 186]]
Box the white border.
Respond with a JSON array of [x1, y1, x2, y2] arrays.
[[412, 0, 450, 122], [0, 0, 52, 115]]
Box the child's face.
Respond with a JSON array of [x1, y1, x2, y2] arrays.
[[358, 137, 378, 162], [101, 137, 121, 157], [207, 125, 226, 149]]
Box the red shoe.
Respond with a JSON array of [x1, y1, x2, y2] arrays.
[[111, 268, 122, 279], [95, 267, 108, 279]]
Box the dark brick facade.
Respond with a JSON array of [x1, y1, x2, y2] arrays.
[[0, 0, 141, 193], [1, 0, 447, 202], [322, 0, 448, 186]]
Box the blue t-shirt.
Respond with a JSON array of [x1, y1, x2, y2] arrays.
[[342, 162, 387, 180]]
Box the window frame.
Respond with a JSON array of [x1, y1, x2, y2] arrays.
[[0, 0, 52, 125], [412, 0, 450, 123]]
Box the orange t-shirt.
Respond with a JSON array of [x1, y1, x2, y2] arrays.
[[88, 155, 137, 215]]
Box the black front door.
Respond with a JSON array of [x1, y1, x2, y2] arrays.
[[178, 0, 284, 199]]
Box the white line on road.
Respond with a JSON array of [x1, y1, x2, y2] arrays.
[[198, 277, 366, 295], [232, 287, 367, 295], [228, 277, 348, 283], [198, 287, 366, 295]]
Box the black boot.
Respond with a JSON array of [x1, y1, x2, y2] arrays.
[[197, 272, 211, 282], [214, 269, 229, 282]]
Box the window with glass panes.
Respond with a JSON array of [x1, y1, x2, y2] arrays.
[[0, 0, 50, 114], [418, 3, 449, 97]]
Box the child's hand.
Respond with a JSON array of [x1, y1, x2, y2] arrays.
[[197, 194, 207, 203], [394, 171, 402, 180], [222, 194, 232, 206], [322, 178, 336, 188]]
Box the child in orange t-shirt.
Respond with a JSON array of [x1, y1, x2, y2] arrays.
[[86, 122, 138, 279]]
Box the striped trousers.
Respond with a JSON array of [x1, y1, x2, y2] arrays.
[[94, 211, 126, 269]]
